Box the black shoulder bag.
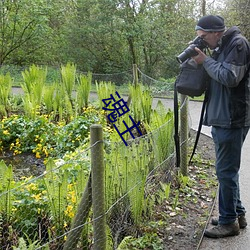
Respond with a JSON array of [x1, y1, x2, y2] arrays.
[[174, 58, 210, 168], [175, 58, 208, 97]]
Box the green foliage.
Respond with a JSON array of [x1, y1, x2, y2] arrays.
[[43, 85, 56, 113], [43, 159, 68, 230], [146, 100, 174, 163], [0, 0, 228, 77], [0, 0, 52, 65], [129, 83, 153, 124], [13, 235, 46, 250], [0, 72, 179, 248], [0, 161, 14, 222], [0, 73, 12, 116], [96, 81, 116, 108], [117, 233, 163, 250], [0, 109, 101, 158], [21, 65, 47, 118], [158, 182, 171, 203], [76, 72, 92, 111], [178, 173, 192, 189], [12, 176, 48, 240], [61, 62, 76, 101], [105, 136, 153, 227]]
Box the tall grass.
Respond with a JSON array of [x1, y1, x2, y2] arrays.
[[76, 72, 92, 112], [61, 63, 76, 103], [105, 138, 153, 225], [146, 100, 175, 163], [0, 73, 12, 116], [0, 161, 14, 222], [21, 65, 47, 118], [129, 83, 153, 124], [96, 81, 116, 108]]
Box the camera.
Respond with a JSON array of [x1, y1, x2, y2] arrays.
[[176, 36, 208, 64]]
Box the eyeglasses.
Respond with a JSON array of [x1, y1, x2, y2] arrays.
[[198, 32, 214, 40]]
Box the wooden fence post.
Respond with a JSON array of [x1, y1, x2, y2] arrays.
[[127, 64, 138, 107], [180, 94, 188, 176], [91, 124, 106, 250], [133, 64, 138, 86]]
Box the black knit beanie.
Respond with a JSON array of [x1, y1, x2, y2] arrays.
[[195, 15, 225, 32]]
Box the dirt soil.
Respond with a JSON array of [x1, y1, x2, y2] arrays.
[[158, 130, 217, 250]]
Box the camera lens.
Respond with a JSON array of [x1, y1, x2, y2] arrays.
[[176, 45, 198, 63]]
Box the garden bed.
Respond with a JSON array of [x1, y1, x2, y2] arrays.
[[0, 130, 217, 250]]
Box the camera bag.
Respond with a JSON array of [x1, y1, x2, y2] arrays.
[[175, 58, 209, 97], [174, 58, 210, 168]]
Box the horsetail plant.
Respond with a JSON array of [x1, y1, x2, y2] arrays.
[[105, 136, 152, 226], [0, 161, 14, 223], [43, 84, 56, 114], [129, 83, 152, 124], [60, 63, 76, 103], [96, 81, 116, 108], [43, 159, 69, 234], [76, 72, 92, 112], [21, 65, 47, 118], [0, 73, 12, 117], [146, 100, 174, 164]]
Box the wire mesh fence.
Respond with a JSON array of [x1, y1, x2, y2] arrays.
[[0, 65, 190, 249], [0, 117, 183, 249]]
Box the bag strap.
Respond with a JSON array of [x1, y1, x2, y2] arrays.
[[174, 80, 180, 168]]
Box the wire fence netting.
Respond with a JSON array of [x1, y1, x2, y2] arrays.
[[0, 67, 191, 249]]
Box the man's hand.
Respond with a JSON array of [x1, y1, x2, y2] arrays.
[[192, 47, 207, 64]]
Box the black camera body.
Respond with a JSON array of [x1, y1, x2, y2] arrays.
[[176, 36, 208, 63]]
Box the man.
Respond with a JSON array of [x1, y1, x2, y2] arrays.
[[192, 15, 250, 238]]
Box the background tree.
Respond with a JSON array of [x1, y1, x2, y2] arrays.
[[0, 0, 236, 80], [220, 0, 250, 39], [0, 0, 49, 65]]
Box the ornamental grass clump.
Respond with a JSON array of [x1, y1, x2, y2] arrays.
[[129, 83, 153, 124], [0, 73, 12, 117], [60, 63, 76, 104], [76, 72, 92, 112], [21, 65, 47, 118], [96, 81, 116, 108]]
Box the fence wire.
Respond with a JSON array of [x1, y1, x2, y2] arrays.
[[0, 119, 180, 249], [0, 68, 191, 249]]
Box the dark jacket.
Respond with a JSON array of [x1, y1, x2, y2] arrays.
[[203, 26, 250, 128]]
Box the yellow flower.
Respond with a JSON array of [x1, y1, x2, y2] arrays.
[[71, 195, 76, 204], [43, 147, 49, 157], [3, 130, 9, 135], [26, 183, 37, 191], [12, 207, 17, 212], [65, 205, 74, 218], [32, 193, 42, 201], [36, 152, 41, 159], [14, 149, 22, 155]]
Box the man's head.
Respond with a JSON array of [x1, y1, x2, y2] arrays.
[[195, 15, 225, 49]]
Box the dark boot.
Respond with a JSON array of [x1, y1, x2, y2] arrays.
[[211, 214, 247, 229], [204, 222, 240, 238]]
